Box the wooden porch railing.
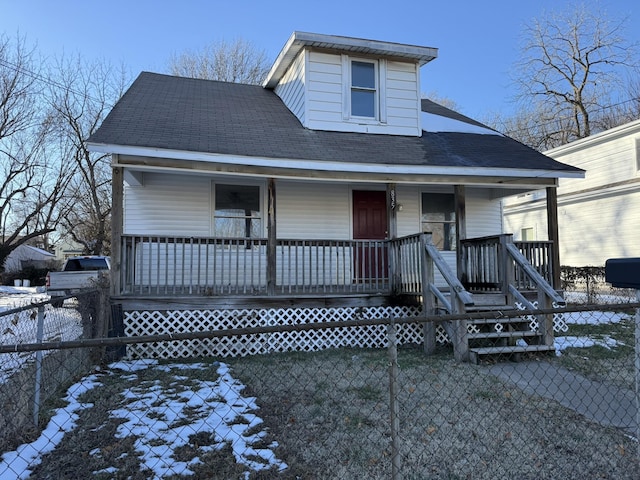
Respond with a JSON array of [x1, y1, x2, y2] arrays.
[[460, 234, 563, 348], [119, 235, 390, 296], [460, 235, 556, 292], [118, 234, 558, 301]]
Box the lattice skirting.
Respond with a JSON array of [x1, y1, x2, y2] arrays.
[[123, 304, 568, 360]]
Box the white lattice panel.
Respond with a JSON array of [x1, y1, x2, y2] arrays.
[[123, 305, 446, 359], [122, 300, 568, 360], [514, 301, 569, 333]]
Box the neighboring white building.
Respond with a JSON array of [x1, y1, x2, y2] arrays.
[[3, 245, 56, 272], [503, 119, 640, 267]]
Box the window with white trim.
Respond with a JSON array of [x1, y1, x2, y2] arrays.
[[214, 184, 261, 238], [421, 193, 456, 251], [521, 227, 535, 241], [350, 60, 377, 118]]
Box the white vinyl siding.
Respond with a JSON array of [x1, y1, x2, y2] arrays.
[[555, 192, 640, 266], [503, 197, 548, 243], [394, 185, 503, 239], [306, 52, 344, 125], [123, 172, 212, 236], [274, 50, 306, 125], [555, 139, 636, 195], [125, 174, 504, 244], [385, 61, 420, 130], [394, 185, 504, 284], [465, 188, 503, 238], [277, 181, 350, 239]]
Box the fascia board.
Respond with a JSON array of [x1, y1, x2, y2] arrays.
[[88, 142, 585, 181]]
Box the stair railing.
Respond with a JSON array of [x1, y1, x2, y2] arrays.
[[421, 233, 474, 361], [504, 241, 565, 347]]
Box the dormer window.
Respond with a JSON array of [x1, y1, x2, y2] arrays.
[[351, 60, 377, 118], [342, 56, 385, 123]]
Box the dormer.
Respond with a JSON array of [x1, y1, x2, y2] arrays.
[[263, 32, 438, 137]]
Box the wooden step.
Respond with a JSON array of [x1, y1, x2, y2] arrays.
[[467, 331, 542, 340], [466, 305, 511, 312], [468, 344, 556, 364], [467, 317, 530, 326], [469, 293, 508, 306]]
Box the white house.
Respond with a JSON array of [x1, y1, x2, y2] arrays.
[[503, 119, 640, 267], [3, 245, 56, 272], [88, 32, 583, 361]]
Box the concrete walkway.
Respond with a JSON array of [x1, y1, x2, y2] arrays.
[[484, 360, 637, 436]]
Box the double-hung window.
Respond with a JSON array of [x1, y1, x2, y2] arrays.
[[214, 184, 261, 238], [421, 193, 456, 251], [350, 60, 377, 119]]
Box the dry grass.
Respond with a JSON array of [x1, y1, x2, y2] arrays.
[[9, 344, 640, 479], [230, 346, 639, 479], [551, 315, 635, 389]]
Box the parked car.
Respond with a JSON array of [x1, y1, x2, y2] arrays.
[[46, 256, 110, 307]]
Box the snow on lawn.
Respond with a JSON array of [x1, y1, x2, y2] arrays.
[[0, 372, 102, 480], [0, 359, 287, 479], [0, 286, 49, 310], [554, 335, 622, 353], [552, 298, 633, 355], [0, 286, 83, 384]]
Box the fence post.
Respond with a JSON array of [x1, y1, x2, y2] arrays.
[[33, 304, 45, 426], [421, 234, 436, 354], [92, 287, 111, 364], [388, 321, 401, 479]]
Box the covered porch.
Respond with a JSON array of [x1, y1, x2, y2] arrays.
[[113, 232, 563, 362]]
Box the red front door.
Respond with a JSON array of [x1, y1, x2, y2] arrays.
[[352, 190, 388, 281]]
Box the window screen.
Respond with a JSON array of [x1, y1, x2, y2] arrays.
[[421, 193, 456, 251], [214, 184, 261, 238]]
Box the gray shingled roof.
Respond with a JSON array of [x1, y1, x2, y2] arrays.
[[88, 72, 582, 174]]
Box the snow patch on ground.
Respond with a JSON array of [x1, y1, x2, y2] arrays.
[[554, 335, 622, 353], [0, 360, 287, 479], [0, 373, 101, 479]]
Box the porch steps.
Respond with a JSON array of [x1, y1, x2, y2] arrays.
[[462, 292, 554, 364]]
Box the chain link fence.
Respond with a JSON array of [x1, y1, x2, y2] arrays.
[[1, 287, 639, 478]]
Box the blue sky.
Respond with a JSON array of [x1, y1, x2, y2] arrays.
[[2, 0, 638, 119]]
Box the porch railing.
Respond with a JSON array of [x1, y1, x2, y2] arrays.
[[460, 235, 555, 292], [118, 234, 558, 299], [120, 235, 389, 296]]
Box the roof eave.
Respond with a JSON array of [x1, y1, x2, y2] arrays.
[[88, 142, 585, 184], [263, 31, 438, 89]]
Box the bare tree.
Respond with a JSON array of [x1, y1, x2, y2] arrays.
[[0, 34, 73, 270], [511, 4, 639, 148], [486, 102, 577, 151], [168, 38, 270, 84], [47, 55, 129, 256]]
